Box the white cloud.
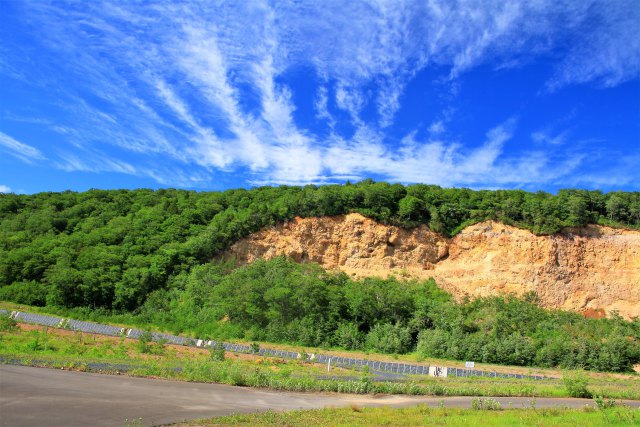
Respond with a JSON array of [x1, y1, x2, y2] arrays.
[[335, 85, 366, 125], [376, 76, 405, 128], [532, 131, 568, 146], [320, 119, 542, 188], [56, 151, 136, 175], [0, 131, 46, 163], [154, 80, 200, 131], [314, 86, 335, 129], [0, 115, 54, 125], [547, 1, 640, 90], [2, 1, 637, 189], [428, 120, 445, 135], [0, 185, 11, 193]]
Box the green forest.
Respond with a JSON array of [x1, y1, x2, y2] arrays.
[[132, 257, 639, 372], [1, 182, 639, 371]]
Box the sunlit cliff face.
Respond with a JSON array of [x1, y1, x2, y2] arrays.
[[227, 213, 640, 319]]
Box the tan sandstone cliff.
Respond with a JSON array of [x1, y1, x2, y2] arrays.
[[226, 213, 640, 319]]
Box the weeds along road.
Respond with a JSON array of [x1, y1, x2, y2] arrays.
[[2, 365, 639, 427]]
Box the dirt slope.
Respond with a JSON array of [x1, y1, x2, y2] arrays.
[[226, 213, 640, 319]]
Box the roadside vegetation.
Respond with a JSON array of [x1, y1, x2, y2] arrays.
[[3, 257, 638, 373], [184, 404, 639, 427], [1, 321, 639, 400]]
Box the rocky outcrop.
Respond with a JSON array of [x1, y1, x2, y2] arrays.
[[435, 221, 640, 319], [226, 213, 640, 319]]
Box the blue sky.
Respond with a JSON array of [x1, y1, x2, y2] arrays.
[[0, 1, 639, 194]]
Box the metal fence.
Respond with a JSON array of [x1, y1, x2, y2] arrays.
[[66, 319, 124, 337], [6, 310, 552, 380], [13, 311, 65, 328]]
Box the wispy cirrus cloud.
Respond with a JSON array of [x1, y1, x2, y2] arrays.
[[322, 119, 534, 187], [0, 1, 638, 190], [314, 86, 335, 129], [532, 131, 569, 146], [56, 151, 136, 175], [546, 0, 640, 90], [0, 131, 46, 164]]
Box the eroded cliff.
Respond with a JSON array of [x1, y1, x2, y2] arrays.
[[226, 213, 640, 319]]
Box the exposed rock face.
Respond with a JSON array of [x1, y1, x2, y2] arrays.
[[436, 221, 640, 318], [226, 213, 640, 319]]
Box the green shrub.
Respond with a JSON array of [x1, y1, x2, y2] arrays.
[[209, 342, 226, 361], [27, 328, 50, 351], [471, 398, 502, 410], [365, 323, 412, 354], [137, 331, 153, 354], [493, 333, 535, 366], [333, 322, 364, 350], [250, 342, 260, 354], [593, 395, 617, 410], [151, 338, 167, 356], [0, 315, 17, 332], [0, 281, 48, 306], [416, 329, 454, 359], [563, 371, 592, 398]]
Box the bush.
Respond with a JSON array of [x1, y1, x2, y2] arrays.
[[365, 323, 412, 354], [250, 342, 260, 354], [357, 365, 373, 393], [494, 333, 535, 366], [593, 336, 638, 372], [333, 322, 364, 350], [563, 371, 592, 398], [0, 281, 48, 306], [471, 398, 502, 410], [152, 338, 167, 356], [0, 315, 17, 332], [593, 395, 618, 410], [137, 330, 153, 354], [417, 329, 454, 359], [209, 342, 225, 361], [28, 328, 50, 351], [534, 336, 571, 368]]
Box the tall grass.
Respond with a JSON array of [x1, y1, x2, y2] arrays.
[[200, 405, 639, 427], [2, 321, 638, 400]]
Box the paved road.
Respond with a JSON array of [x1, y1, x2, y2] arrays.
[[1, 365, 638, 427]]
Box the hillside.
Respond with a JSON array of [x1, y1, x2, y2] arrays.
[[0, 183, 639, 315], [228, 214, 640, 319], [1, 184, 639, 372]]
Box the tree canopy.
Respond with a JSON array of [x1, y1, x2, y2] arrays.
[[1, 183, 638, 311]]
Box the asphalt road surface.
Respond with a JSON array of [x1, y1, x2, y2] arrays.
[[1, 365, 638, 426]]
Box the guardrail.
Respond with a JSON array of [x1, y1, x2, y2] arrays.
[[2, 310, 552, 380]]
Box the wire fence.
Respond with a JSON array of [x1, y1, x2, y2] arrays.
[[3, 310, 553, 380]]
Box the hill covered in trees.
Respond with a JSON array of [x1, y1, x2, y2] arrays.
[[1, 182, 638, 312], [134, 257, 638, 372], [1, 182, 639, 372]]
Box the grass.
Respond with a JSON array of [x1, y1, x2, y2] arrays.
[[0, 300, 618, 378], [181, 405, 640, 426], [1, 322, 639, 400]]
